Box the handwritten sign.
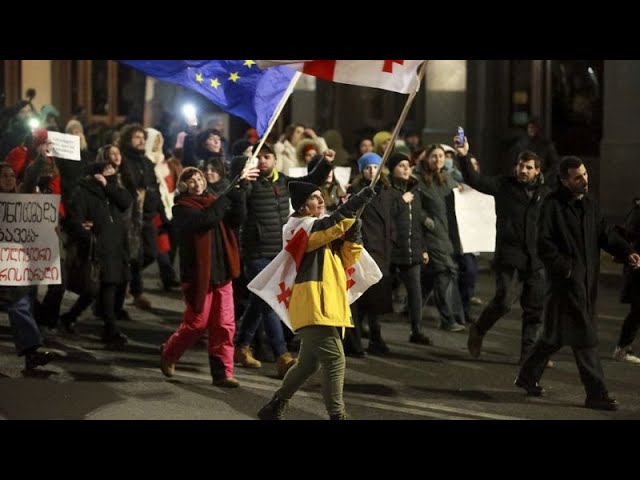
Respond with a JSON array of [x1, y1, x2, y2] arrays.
[[453, 186, 496, 253], [47, 131, 81, 161], [0, 193, 61, 285]]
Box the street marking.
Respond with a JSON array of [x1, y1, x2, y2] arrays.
[[144, 368, 524, 420]]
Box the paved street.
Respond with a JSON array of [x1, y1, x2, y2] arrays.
[[1, 256, 638, 420]]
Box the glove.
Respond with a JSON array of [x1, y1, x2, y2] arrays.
[[344, 218, 362, 244], [342, 186, 376, 215]]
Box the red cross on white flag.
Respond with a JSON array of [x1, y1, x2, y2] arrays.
[[247, 216, 383, 332], [256, 60, 426, 94]]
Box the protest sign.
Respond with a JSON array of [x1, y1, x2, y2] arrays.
[[0, 193, 62, 285], [453, 187, 496, 253], [47, 131, 81, 161]]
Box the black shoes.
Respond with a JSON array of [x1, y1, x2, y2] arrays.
[[59, 313, 77, 334], [409, 331, 432, 346], [101, 331, 128, 346], [514, 376, 545, 396], [25, 350, 54, 370], [258, 395, 288, 420], [585, 394, 619, 411], [368, 339, 390, 355]]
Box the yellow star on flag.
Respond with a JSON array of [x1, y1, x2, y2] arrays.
[[229, 72, 240, 82], [195, 73, 204, 83], [244, 60, 256, 68], [211, 78, 220, 89]]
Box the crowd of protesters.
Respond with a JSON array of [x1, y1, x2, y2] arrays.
[[0, 99, 638, 418]]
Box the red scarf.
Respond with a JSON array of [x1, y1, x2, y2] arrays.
[[175, 193, 240, 313]]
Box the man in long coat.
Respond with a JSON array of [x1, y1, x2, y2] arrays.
[[516, 156, 640, 411]]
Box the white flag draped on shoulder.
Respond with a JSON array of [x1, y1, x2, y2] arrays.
[[256, 60, 425, 94], [247, 216, 383, 332]]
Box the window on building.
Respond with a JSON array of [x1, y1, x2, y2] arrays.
[[551, 60, 603, 156]]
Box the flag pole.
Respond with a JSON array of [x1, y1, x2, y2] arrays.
[[225, 71, 301, 194], [248, 71, 302, 164], [371, 60, 429, 188]]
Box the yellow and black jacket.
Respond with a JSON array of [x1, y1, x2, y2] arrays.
[[287, 213, 362, 332]]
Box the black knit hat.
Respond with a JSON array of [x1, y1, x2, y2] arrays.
[[387, 152, 410, 175], [289, 181, 318, 212]]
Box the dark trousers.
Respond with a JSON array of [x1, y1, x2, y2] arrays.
[[395, 263, 424, 334], [476, 266, 544, 361], [519, 340, 608, 398], [457, 253, 478, 317], [343, 303, 365, 354], [100, 282, 127, 335], [618, 299, 640, 348], [432, 267, 465, 328], [34, 284, 65, 328]]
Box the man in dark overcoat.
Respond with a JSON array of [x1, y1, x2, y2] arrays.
[[516, 156, 640, 410]]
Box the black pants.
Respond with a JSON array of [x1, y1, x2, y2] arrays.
[[618, 299, 640, 348], [519, 340, 608, 398], [457, 253, 478, 317], [476, 266, 544, 361], [395, 263, 424, 334]]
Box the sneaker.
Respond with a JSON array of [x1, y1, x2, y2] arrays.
[[234, 346, 262, 368], [25, 350, 54, 370], [467, 323, 484, 358], [276, 352, 297, 378], [470, 296, 484, 306], [440, 323, 466, 333], [159, 344, 175, 377], [258, 395, 288, 420], [212, 377, 240, 388], [612, 346, 640, 364]]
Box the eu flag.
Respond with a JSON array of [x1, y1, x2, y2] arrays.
[[120, 60, 296, 137]]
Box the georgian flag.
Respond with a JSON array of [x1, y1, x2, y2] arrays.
[[247, 216, 383, 332], [256, 60, 425, 94]]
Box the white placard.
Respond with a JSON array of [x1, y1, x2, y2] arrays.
[[287, 167, 307, 178], [333, 166, 351, 191], [47, 131, 81, 161], [0, 193, 62, 285], [453, 186, 496, 253]]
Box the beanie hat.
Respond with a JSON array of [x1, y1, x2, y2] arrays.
[[373, 131, 392, 152], [252, 142, 275, 156], [358, 152, 382, 172], [177, 167, 204, 193], [387, 152, 410, 174], [288, 181, 318, 212], [307, 154, 325, 173]]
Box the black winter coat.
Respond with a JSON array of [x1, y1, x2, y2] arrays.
[[459, 155, 550, 272], [537, 188, 632, 347], [389, 176, 428, 266], [621, 198, 640, 304], [65, 176, 132, 284]]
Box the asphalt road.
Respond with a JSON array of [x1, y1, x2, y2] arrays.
[[1, 257, 638, 420]]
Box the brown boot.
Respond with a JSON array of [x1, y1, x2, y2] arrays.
[[276, 352, 296, 378], [159, 344, 175, 377], [133, 294, 152, 310], [234, 346, 262, 368], [213, 377, 240, 388]]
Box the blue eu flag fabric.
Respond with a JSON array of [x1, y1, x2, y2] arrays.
[[120, 60, 296, 137]]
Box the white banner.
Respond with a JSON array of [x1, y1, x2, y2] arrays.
[[47, 131, 81, 161], [453, 186, 496, 253], [0, 193, 62, 285]]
